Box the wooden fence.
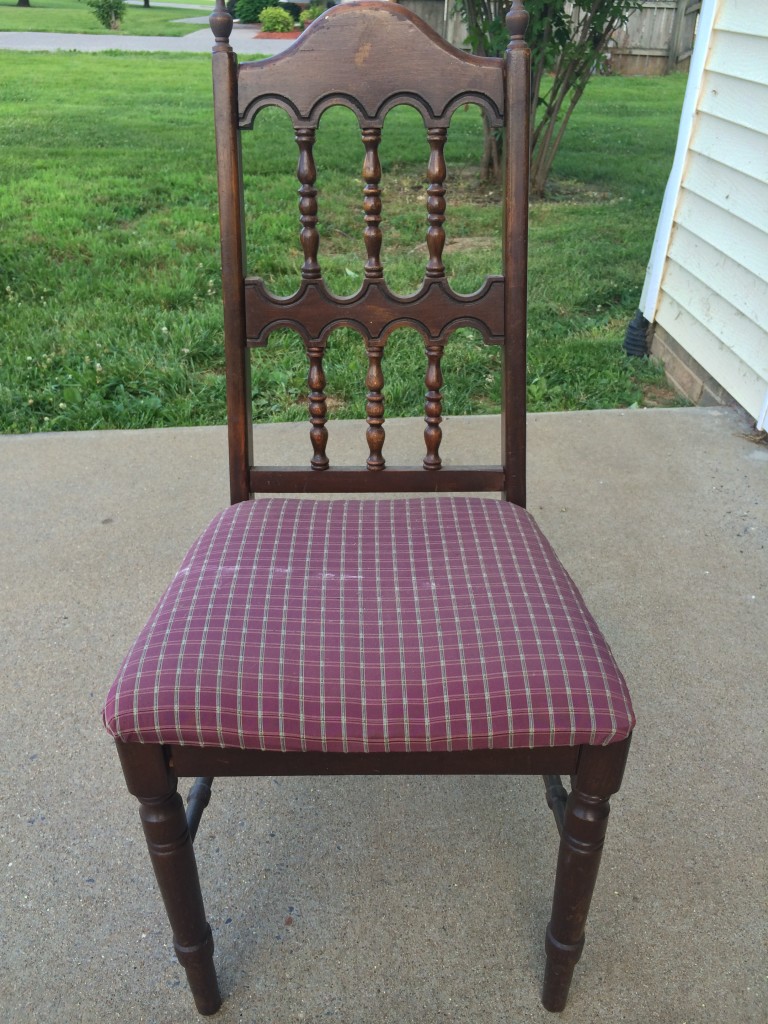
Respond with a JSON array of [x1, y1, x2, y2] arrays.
[[606, 0, 701, 75], [400, 0, 701, 77]]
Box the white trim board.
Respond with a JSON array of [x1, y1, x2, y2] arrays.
[[758, 389, 768, 432], [640, 0, 720, 322]]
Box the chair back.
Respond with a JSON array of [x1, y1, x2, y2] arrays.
[[210, 0, 530, 504]]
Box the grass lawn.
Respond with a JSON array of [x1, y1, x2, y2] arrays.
[[0, 50, 687, 434], [0, 0, 205, 36]]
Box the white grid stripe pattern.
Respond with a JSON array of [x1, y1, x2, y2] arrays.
[[338, 502, 350, 753], [434, 500, 478, 750], [356, 503, 370, 753], [390, 500, 414, 752], [234, 500, 273, 748], [253, 498, 291, 750], [402, 501, 429, 751], [373, 502, 391, 752]]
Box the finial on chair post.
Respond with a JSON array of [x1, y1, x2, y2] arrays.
[[210, 0, 233, 52], [506, 0, 529, 45]]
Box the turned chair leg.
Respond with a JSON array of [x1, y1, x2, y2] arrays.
[[116, 741, 222, 1016], [542, 738, 631, 1012]]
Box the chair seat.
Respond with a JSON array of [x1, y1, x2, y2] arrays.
[[103, 497, 634, 753]]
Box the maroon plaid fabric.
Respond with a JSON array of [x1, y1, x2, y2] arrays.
[[103, 497, 634, 752]]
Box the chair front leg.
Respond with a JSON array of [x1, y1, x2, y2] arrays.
[[542, 737, 631, 1012], [116, 741, 222, 1015]]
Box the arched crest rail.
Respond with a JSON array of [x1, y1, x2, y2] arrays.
[[236, 2, 505, 130]]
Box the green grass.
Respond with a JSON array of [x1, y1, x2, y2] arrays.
[[0, 51, 686, 434], [0, 0, 206, 36]]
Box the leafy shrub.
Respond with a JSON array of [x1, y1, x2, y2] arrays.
[[83, 0, 125, 29], [235, 0, 271, 24], [299, 3, 324, 26], [259, 5, 294, 31], [283, 3, 302, 19]]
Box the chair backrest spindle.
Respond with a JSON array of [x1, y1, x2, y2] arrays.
[[361, 126, 384, 280], [296, 126, 321, 281], [425, 127, 448, 280]]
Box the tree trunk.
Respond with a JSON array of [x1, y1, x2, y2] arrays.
[[457, 0, 643, 194], [481, 114, 503, 181], [17, 0, 31, 7]]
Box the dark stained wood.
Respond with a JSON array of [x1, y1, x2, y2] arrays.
[[543, 737, 631, 1011], [116, 742, 221, 1015], [186, 776, 214, 842], [543, 774, 569, 836], [361, 126, 384, 279], [244, 276, 505, 348], [296, 126, 321, 280], [236, 2, 504, 130], [169, 743, 580, 779], [249, 466, 505, 494], [212, 27, 253, 504], [425, 127, 448, 279], [365, 341, 386, 469], [110, 4, 633, 1018], [423, 342, 443, 469], [306, 342, 329, 469], [501, 4, 531, 508]]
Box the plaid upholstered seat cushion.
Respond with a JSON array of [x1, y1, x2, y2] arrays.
[[103, 497, 634, 752]]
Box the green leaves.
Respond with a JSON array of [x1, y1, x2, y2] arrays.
[[81, 0, 126, 31], [455, 0, 643, 192]]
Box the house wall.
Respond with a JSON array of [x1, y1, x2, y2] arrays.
[[644, 0, 768, 425]]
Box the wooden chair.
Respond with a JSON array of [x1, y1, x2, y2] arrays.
[[103, 0, 634, 1014]]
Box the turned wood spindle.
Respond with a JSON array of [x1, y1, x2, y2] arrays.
[[209, 0, 233, 51], [361, 127, 383, 279], [423, 342, 443, 469], [365, 342, 385, 470], [543, 776, 613, 1011], [506, 0, 530, 42], [307, 343, 329, 469], [425, 126, 447, 279], [296, 126, 321, 280], [137, 782, 221, 1014]]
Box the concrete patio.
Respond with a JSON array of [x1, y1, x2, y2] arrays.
[[1, 406, 766, 1022]]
